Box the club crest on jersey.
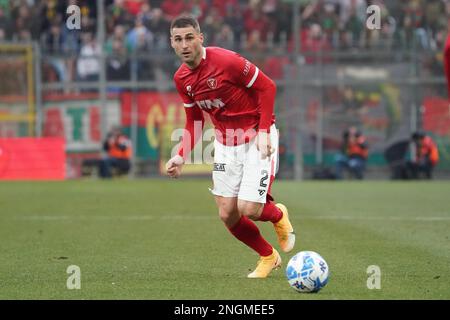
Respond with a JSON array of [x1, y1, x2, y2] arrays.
[[207, 78, 217, 89]]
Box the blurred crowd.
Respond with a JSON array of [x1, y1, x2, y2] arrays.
[[0, 0, 449, 83]]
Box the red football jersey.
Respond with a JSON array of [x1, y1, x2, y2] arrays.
[[173, 46, 276, 151]]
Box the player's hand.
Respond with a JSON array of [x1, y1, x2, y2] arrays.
[[257, 131, 275, 160], [165, 155, 185, 178]]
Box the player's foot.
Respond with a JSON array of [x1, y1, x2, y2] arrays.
[[247, 248, 281, 278], [274, 203, 296, 253]]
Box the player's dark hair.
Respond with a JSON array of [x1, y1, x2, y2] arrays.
[[170, 15, 201, 33]]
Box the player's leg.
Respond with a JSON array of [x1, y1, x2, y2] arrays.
[[215, 195, 240, 228], [235, 198, 281, 278], [210, 139, 274, 276], [239, 125, 295, 253], [215, 195, 273, 258]]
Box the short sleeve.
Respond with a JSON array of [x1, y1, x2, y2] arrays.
[[174, 77, 195, 108], [225, 52, 260, 89]]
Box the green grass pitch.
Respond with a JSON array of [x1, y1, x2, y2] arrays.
[[0, 179, 449, 299]]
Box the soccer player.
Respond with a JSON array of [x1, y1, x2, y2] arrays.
[[165, 16, 295, 278]]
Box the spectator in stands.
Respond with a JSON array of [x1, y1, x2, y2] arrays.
[[243, 29, 266, 67], [201, 7, 224, 46], [222, 1, 243, 48], [406, 131, 439, 179], [401, 0, 429, 49], [0, 7, 11, 38], [106, 39, 131, 81], [3, 0, 450, 56], [335, 126, 369, 180], [146, 7, 170, 52], [320, 2, 339, 45], [211, 0, 239, 18], [160, 0, 187, 20], [301, 23, 332, 64], [126, 15, 154, 51], [41, 21, 67, 81], [214, 24, 235, 51], [272, 1, 291, 46], [124, 0, 145, 17], [243, 1, 270, 42], [41, 20, 64, 54], [341, 5, 364, 49], [105, 24, 131, 55], [106, 0, 134, 33], [99, 126, 132, 178], [13, 3, 32, 36], [76, 32, 101, 83], [4, 0, 450, 91], [138, 1, 153, 26], [134, 24, 156, 80], [185, 0, 208, 21]]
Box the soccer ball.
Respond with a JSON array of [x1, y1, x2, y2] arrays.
[[286, 251, 329, 293]]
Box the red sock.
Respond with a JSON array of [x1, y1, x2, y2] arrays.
[[228, 216, 273, 256], [258, 201, 282, 223]]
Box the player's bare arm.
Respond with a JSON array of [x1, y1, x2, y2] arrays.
[[256, 131, 275, 160], [250, 72, 277, 160], [165, 154, 184, 178]]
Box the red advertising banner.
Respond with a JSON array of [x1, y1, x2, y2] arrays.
[[0, 138, 65, 180], [423, 97, 450, 136]]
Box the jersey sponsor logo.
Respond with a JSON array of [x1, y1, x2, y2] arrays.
[[195, 98, 225, 110], [213, 163, 226, 172], [207, 78, 217, 89]]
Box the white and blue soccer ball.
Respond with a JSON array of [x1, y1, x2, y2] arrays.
[[286, 251, 329, 293]]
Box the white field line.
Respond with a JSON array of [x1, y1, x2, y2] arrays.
[[9, 215, 450, 222]]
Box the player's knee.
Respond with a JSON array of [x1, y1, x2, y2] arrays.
[[237, 201, 263, 221], [218, 207, 231, 222], [218, 208, 240, 227], [215, 199, 237, 224]]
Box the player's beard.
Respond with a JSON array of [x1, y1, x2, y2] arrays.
[[181, 47, 201, 67]]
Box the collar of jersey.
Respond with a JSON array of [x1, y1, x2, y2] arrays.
[[202, 47, 206, 60]]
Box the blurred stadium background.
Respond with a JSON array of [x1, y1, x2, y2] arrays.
[[1, 0, 450, 180]]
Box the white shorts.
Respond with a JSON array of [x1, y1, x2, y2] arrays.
[[210, 124, 279, 203]]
